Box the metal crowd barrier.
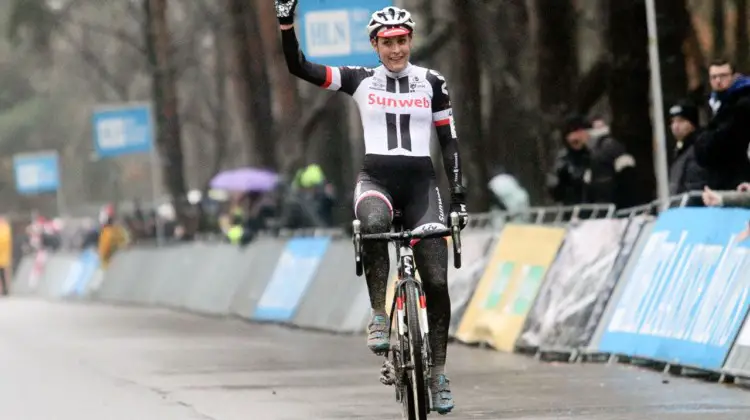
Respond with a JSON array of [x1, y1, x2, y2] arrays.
[[148, 191, 710, 242], [615, 191, 704, 218]]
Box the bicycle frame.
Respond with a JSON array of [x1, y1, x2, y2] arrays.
[[389, 236, 430, 354], [352, 212, 462, 417]]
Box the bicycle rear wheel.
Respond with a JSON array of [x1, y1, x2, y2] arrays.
[[404, 280, 428, 419]]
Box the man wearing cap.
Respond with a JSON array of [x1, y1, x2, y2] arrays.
[[668, 100, 708, 196], [547, 114, 638, 209]]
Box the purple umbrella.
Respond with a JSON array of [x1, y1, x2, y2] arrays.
[[209, 168, 279, 192]]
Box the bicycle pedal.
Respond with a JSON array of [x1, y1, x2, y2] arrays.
[[379, 360, 396, 386]]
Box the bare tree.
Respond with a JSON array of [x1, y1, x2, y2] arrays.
[[606, 0, 653, 203], [226, 0, 276, 169], [450, 0, 489, 210], [146, 0, 188, 211], [535, 0, 578, 118], [714, 0, 726, 57], [736, 0, 749, 71]]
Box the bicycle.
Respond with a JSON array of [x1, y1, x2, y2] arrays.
[[352, 210, 462, 419]]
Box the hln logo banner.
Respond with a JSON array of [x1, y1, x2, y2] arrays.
[[297, 0, 393, 67]]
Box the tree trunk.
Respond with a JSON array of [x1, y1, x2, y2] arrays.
[[714, 0, 726, 57], [210, 18, 229, 180], [656, 0, 690, 152], [450, 0, 489, 210], [145, 0, 188, 211], [736, 0, 749, 71], [227, 0, 276, 170], [606, 0, 653, 204], [254, 0, 303, 175], [535, 0, 578, 118], [479, 0, 549, 203]]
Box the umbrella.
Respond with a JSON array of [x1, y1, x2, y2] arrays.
[[209, 168, 279, 192]]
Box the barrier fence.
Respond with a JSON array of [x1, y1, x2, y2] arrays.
[[11, 196, 750, 387]]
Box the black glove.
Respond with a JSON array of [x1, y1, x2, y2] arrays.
[[275, 0, 298, 25], [450, 186, 469, 229]]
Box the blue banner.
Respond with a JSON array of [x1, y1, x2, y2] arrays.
[[598, 207, 750, 370], [13, 151, 60, 194], [254, 237, 331, 321], [62, 249, 100, 297], [297, 0, 392, 67], [92, 102, 154, 158]]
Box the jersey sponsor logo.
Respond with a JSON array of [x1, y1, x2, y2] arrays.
[[435, 187, 445, 223], [368, 93, 431, 109], [433, 109, 452, 122], [370, 77, 387, 91], [409, 76, 427, 92], [428, 70, 449, 95]]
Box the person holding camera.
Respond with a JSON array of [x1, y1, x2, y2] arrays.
[[547, 115, 638, 209]]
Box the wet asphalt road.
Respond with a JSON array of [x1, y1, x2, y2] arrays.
[[1, 299, 750, 419]]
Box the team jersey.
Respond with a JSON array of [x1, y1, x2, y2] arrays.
[[281, 28, 463, 190], [319, 64, 455, 157]]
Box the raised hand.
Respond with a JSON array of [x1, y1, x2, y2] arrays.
[[275, 0, 298, 25]]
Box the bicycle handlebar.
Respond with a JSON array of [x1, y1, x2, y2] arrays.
[[359, 228, 453, 242], [352, 212, 464, 270]]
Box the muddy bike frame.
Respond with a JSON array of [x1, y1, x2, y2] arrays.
[[352, 211, 462, 419]]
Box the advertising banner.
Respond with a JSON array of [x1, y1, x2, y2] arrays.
[[455, 224, 566, 351], [448, 232, 497, 336], [517, 219, 627, 350], [598, 207, 750, 370], [254, 237, 331, 322], [579, 216, 649, 349]]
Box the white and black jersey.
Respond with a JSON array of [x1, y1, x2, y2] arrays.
[[282, 27, 462, 229]]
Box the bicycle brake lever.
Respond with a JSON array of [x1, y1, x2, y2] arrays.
[[449, 212, 459, 228]]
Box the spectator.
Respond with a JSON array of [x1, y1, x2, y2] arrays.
[[694, 58, 750, 190], [668, 100, 709, 197], [0, 217, 11, 296], [702, 183, 750, 208], [703, 183, 750, 242], [547, 115, 638, 209], [97, 205, 129, 269], [487, 165, 530, 220], [225, 213, 247, 245]]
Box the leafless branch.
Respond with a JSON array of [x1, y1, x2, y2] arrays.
[[59, 27, 129, 100], [64, 19, 146, 56]]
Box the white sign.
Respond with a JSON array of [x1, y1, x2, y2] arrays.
[[304, 10, 352, 57]]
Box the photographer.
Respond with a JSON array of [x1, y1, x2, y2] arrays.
[[547, 115, 637, 209]]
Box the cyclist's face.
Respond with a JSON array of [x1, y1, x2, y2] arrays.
[[372, 35, 412, 72]]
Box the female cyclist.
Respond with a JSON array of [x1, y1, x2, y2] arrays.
[[274, 1, 468, 413]]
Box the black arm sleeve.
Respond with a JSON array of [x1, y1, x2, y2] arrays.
[[280, 27, 372, 95], [427, 69, 463, 192]]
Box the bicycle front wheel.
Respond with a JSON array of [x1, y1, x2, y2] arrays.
[[404, 280, 429, 420]]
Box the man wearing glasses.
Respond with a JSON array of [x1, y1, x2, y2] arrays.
[[694, 58, 750, 190]]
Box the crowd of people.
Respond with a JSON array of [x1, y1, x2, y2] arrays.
[[544, 58, 750, 213], [19, 57, 750, 255]]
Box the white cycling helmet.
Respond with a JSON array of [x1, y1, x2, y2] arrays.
[[366, 6, 416, 39]]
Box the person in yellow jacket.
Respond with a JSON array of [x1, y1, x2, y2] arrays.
[[0, 218, 12, 295], [97, 205, 129, 269]]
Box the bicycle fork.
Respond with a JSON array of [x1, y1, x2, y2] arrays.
[[396, 248, 430, 340], [382, 247, 432, 385]]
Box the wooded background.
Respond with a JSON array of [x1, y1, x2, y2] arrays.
[[0, 0, 744, 218]]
